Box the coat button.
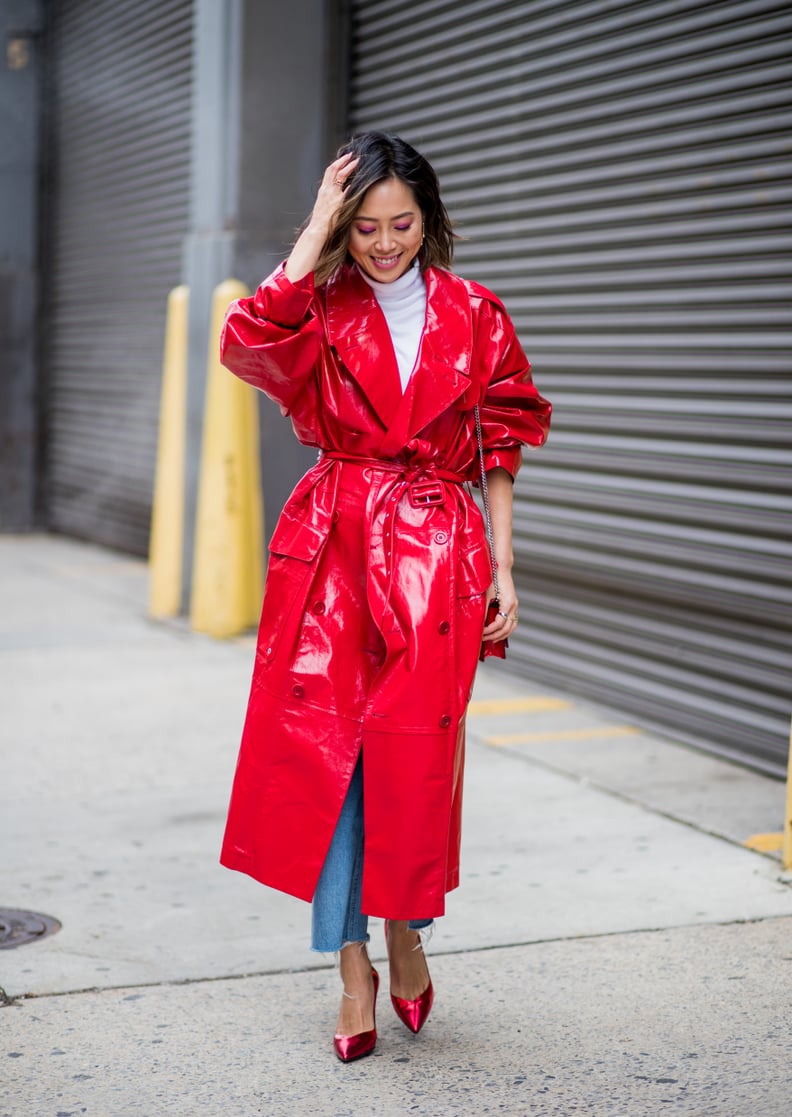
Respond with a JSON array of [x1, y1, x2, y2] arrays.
[[292, 684, 305, 698], [313, 601, 326, 615], [439, 714, 452, 728], [434, 531, 448, 545], [438, 621, 450, 635]]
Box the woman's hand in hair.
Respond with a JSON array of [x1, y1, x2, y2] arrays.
[[310, 154, 359, 238], [285, 154, 359, 283]]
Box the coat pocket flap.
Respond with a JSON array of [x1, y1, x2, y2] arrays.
[[458, 539, 493, 597], [268, 512, 325, 562]]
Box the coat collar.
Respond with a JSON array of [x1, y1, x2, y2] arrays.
[[325, 264, 402, 428], [324, 264, 474, 449]]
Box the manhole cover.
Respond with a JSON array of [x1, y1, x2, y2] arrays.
[[0, 909, 61, 950]]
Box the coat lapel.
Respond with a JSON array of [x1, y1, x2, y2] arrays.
[[325, 264, 477, 454], [378, 268, 474, 456], [325, 265, 403, 429]]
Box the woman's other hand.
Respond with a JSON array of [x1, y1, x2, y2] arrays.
[[481, 467, 518, 643], [284, 153, 359, 283], [481, 568, 519, 642]]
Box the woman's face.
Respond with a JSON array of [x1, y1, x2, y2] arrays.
[[348, 177, 423, 282]]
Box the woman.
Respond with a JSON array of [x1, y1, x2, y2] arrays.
[[219, 131, 551, 1061]]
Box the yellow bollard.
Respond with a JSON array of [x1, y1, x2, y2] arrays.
[[190, 279, 265, 638], [148, 285, 189, 618], [783, 720, 792, 871]]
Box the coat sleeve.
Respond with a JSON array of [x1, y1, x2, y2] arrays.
[[219, 263, 324, 415], [472, 291, 552, 479]]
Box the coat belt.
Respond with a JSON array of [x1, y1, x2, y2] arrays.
[[321, 450, 466, 506], [319, 450, 469, 666]]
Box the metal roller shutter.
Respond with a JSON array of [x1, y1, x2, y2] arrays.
[[350, 0, 792, 773], [45, 0, 192, 554]]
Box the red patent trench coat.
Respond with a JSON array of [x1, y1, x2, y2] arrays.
[[219, 262, 551, 918]]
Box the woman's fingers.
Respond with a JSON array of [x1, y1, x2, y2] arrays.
[[310, 155, 360, 232], [332, 152, 358, 175], [323, 153, 359, 191], [481, 590, 519, 641]]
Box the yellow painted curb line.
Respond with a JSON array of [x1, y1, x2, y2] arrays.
[[743, 833, 784, 854], [486, 724, 640, 747], [468, 696, 570, 716]]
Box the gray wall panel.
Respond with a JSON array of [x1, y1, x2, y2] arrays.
[[45, 0, 192, 554], [349, 0, 792, 772], [0, 0, 45, 530]]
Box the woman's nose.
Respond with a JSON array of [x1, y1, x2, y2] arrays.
[[375, 228, 395, 252]]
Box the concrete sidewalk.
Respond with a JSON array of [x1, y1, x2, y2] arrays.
[[2, 534, 791, 1116]]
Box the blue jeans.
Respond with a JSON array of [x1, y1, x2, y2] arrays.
[[311, 755, 434, 952]]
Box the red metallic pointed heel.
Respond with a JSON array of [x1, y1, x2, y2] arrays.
[[385, 920, 434, 1035], [333, 968, 379, 1063], [390, 980, 434, 1035]]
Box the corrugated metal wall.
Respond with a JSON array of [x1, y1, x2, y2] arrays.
[[45, 0, 192, 554], [349, 0, 792, 773]]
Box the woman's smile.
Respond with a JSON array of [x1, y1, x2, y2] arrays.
[[371, 253, 402, 271]]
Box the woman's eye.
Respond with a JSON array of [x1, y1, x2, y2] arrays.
[[394, 224, 412, 231], [356, 227, 376, 235]]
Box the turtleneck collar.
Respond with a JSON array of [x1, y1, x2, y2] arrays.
[[356, 259, 424, 301], [354, 260, 427, 392]]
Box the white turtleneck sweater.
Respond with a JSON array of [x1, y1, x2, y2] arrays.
[[358, 261, 427, 392]]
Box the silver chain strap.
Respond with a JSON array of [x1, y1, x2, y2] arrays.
[[474, 404, 499, 601]]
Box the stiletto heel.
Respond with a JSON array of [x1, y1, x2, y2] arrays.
[[385, 921, 434, 1034], [333, 968, 379, 1063]]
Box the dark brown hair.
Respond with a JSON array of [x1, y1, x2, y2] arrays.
[[313, 131, 456, 285]]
